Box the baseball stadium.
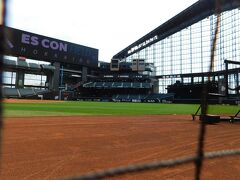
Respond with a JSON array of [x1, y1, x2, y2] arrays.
[[1, 0, 240, 179]]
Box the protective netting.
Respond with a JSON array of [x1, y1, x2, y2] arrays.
[[64, 1, 240, 180]]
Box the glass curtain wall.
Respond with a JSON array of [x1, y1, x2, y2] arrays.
[[126, 8, 240, 93], [3, 71, 16, 88]]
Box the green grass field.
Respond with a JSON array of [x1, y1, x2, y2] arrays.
[[3, 101, 239, 117]]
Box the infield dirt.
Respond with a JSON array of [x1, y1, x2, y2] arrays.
[[1, 114, 240, 180]]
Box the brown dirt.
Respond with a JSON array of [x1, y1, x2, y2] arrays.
[[1, 115, 240, 180]]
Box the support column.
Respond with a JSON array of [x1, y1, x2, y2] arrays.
[[190, 26, 192, 74], [46, 73, 53, 90], [15, 71, 24, 88], [200, 20, 203, 73], [153, 79, 159, 94], [191, 76, 194, 85], [52, 62, 60, 91], [82, 66, 88, 82], [180, 31, 183, 74], [225, 62, 228, 97], [237, 72, 239, 97]]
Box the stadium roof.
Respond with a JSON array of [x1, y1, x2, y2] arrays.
[[113, 0, 240, 60]]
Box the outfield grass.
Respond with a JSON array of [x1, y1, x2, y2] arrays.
[[3, 101, 239, 117]]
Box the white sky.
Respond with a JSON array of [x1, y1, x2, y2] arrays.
[[6, 0, 198, 62]]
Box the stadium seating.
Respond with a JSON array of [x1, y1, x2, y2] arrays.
[[83, 82, 94, 88], [142, 82, 151, 88], [3, 59, 17, 67], [18, 88, 35, 96], [112, 82, 123, 88], [2, 87, 49, 98], [82, 81, 152, 89], [41, 64, 55, 71], [103, 82, 113, 88], [29, 63, 41, 70], [144, 93, 175, 102], [123, 82, 132, 88], [112, 94, 148, 102], [132, 82, 141, 88], [2, 88, 20, 98], [95, 82, 104, 88], [33, 89, 48, 95]]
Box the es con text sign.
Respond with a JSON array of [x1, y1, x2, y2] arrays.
[[1, 26, 98, 68]]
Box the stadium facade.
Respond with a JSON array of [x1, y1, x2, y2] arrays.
[[113, 0, 240, 102], [1, 0, 240, 103], [114, 0, 240, 97]]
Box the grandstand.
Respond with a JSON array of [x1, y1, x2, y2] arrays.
[[2, 87, 48, 98], [2, 58, 55, 99], [76, 59, 176, 102]]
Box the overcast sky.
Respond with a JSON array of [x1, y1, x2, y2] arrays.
[[6, 0, 198, 62]]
